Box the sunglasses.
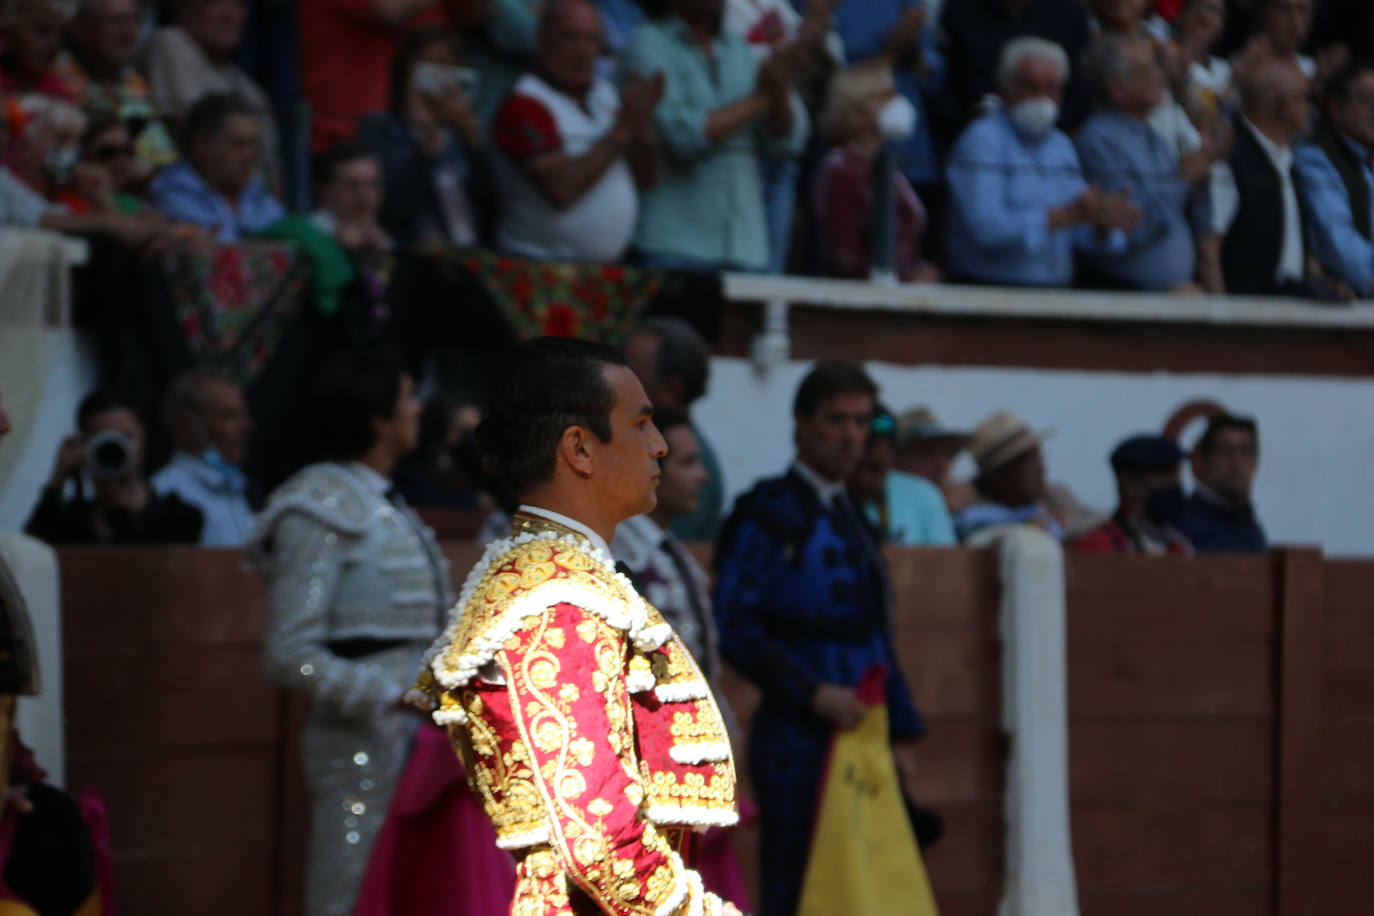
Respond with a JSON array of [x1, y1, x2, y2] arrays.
[[90, 143, 134, 162]]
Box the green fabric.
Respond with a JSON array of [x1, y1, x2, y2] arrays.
[[251, 215, 354, 315], [113, 192, 143, 216], [670, 421, 725, 543]]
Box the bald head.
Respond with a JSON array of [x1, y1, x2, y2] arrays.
[[537, 0, 601, 97], [1239, 58, 1309, 143]]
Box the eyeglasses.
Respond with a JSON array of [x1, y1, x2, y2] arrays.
[[90, 143, 134, 162]]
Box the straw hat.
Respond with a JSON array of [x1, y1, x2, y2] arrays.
[[967, 410, 1053, 477]]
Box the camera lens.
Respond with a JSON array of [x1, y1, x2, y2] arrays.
[[85, 430, 134, 480]]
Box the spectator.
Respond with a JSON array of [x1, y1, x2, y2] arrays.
[[937, 0, 1094, 133], [1, 97, 172, 247], [953, 409, 1064, 541], [56, 0, 177, 169], [714, 360, 926, 916], [23, 390, 203, 545], [251, 350, 450, 916], [1174, 0, 1232, 122], [391, 391, 486, 507], [620, 0, 812, 271], [813, 62, 940, 282], [1201, 58, 1348, 297], [145, 0, 278, 160], [1072, 433, 1193, 554], [358, 25, 495, 246], [623, 316, 723, 540], [298, 0, 445, 153], [611, 406, 738, 733], [1231, 0, 1329, 85], [723, 0, 831, 272], [147, 92, 284, 241], [1176, 412, 1266, 552], [491, 0, 658, 262], [826, 0, 944, 212], [55, 113, 146, 214], [150, 368, 255, 547], [849, 403, 955, 546], [945, 37, 1140, 286], [311, 141, 391, 251], [894, 405, 975, 512], [1092, 0, 1211, 161], [0, 0, 76, 100], [1296, 60, 1374, 296], [6, 93, 84, 193], [1075, 33, 1220, 290]]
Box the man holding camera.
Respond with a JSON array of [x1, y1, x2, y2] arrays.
[[23, 391, 202, 545]]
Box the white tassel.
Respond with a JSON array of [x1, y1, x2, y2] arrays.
[[669, 742, 731, 765]]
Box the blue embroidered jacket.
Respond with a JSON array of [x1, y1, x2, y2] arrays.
[[712, 469, 925, 740]]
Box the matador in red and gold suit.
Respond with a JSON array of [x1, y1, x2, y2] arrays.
[[414, 505, 739, 916]]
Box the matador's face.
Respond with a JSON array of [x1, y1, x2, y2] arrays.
[[594, 365, 669, 521]]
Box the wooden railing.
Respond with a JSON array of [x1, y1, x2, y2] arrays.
[[57, 545, 1373, 915]]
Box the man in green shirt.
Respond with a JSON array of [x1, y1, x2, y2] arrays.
[[621, 0, 813, 270]]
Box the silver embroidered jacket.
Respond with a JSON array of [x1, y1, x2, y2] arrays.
[[249, 462, 453, 721]]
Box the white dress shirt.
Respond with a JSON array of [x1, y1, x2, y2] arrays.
[[1209, 117, 1305, 283]]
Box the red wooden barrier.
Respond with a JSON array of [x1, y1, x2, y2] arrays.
[[55, 545, 1371, 915]]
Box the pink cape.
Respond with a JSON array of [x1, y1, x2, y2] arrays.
[[353, 723, 514, 916], [354, 722, 752, 914]]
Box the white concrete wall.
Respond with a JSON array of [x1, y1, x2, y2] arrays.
[[0, 330, 99, 532], [696, 357, 1374, 557]]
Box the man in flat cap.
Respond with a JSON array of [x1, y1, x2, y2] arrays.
[[1072, 434, 1194, 556]]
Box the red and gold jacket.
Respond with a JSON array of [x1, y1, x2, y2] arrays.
[[414, 513, 738, 916]]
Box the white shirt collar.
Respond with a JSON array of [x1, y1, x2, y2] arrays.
[[345, 462, 392, 496], [792, 461, 847, 505], [1242, 117, 1292, 169], [518, 504, 614, 559]]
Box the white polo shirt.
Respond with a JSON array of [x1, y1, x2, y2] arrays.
[[492, 72, 638, 262]]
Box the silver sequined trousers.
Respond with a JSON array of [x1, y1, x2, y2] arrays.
[[299, 642, 426, 916]]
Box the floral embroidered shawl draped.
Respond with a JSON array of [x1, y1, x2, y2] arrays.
[[413, 513, 738, 916]]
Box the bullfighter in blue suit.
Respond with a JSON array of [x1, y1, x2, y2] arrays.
[[714, 360, 926, 916]]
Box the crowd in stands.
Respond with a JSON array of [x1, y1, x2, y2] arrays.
[[18, 313, 1268, 564], [0, 0, 1371, 297]]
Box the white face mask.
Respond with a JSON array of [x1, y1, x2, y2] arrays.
[[1008, 97, 1060, 139], [877, 94, 919, 141]]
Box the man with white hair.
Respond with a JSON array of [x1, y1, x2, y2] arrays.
[[945, 35, 1141, 286]]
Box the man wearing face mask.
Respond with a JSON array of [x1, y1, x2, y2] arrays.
[[150, 367, 256, 548], [1072, 434, 1193, 555], [946, 36, 1142, 287]]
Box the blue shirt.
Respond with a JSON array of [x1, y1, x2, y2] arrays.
[[946, 107, 1122, 285], [821, 0, 944, 185], [714, 469, 924, 739], [864, 470, 956, 546], [1295, 135, 1374, 295], [954, 500, 1065, 542], [621, 16, 809, 270], [151, 452, 254, 547], [1075, 110, 1196, 290], [148, 161, 285, 242]]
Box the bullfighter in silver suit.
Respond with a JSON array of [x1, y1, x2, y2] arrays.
[[250, 352, 451, 916]]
